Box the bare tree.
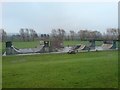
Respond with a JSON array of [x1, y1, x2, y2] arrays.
[[29, 29, 38, 41], [51, 29, 66, 40], [0, 29, 7, 42], [61, 29, 66, 40], [51, 29, 57, 37], [30, 29, 34, 41], [67, 35, 70, 41], [89, 31, 102, 40], [19, 28, 38, 41], [25, 28, 30, 41], [78, 30, 88, 40], [19, 28, 25, 41], [78, 30, 102, 40], [106, 28, 118, 40], [70, 30, 75, 41], [50, 29, 65, 49]]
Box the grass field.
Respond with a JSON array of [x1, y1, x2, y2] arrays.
[[64, 40, 103, 46], [2, 50, 118, 88]]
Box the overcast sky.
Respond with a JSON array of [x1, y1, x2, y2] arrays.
[[1, 2, 118, 34]]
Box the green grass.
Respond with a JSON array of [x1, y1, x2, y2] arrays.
[[63, 40, 103, 46], [2, 50, 118, 88]]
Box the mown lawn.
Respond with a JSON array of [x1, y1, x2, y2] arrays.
[[63, 40, 103, 46], [2, 50, 118, 88]]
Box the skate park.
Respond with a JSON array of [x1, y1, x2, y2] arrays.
[[1, 2, 119, 88], [3, 39, 118, 56]]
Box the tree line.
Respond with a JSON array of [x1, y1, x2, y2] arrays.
[[0, 28, 119, 42]]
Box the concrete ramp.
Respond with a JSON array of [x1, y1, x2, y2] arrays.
[[101, 44, 113, 49], [11, 45, 44, 54], [74, 45, 81, 50], [58, 47, 72, 53], [77, 44, 87, 50]]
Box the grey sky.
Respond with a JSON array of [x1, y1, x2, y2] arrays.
[[2, 2, 118, 34]]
